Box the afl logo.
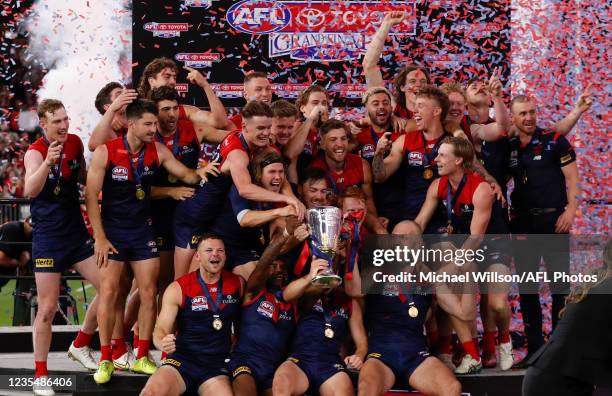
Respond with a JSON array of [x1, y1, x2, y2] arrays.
[[111, 166, 129, 181], [257, 300, 274, 318], [227, 0, 291, 34]]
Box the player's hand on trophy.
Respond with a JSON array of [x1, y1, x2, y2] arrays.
[[170, 186, 195, 201], [383, 10, 408, 27], [197, 160, 220, 182], [184, 66, 208, 87], [160, 334, 176, 354], [45, 141, 63, 166], [292, 223, 310, 242], [308, 258, 330, 282]]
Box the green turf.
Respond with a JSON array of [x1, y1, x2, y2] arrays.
[[0, 279, 96, 327]]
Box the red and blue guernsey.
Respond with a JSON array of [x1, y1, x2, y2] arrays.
[[229, 288, 297, 390], [173, 131, 254, 249], [356, 126, 404, 229], [287, 290, 353, 389], [172, 270, 242, 360], [28, 134, 87, 236], [401, 130, 450, 221], [436, 171, 506, 234], [309, 153, 364, 196], [365, 283, 432, 381], [102, 136, 159, 230], [151, 120, 200, 250]]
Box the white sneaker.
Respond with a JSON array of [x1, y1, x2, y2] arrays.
[[68, 342, 97, 371], [113, 343, 135, 371], [499, 342, 514, 371], [454, 354, 483, 374], [437, 353, 456, 371], [33, 376, 55, 396]]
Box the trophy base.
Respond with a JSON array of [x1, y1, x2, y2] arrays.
[[311, 273, 343, 289]]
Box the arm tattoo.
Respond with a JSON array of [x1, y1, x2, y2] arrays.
[[372, 152, 386, 181]]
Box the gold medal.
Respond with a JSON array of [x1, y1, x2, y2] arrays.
[[212, 317, 223, 331], [135, 188, 146, 200], [324, 326, 334, 339], [53, 185, 61, 196], [446, 223, 454, 234], [168, 174, 178, 184], [423, 167, 434, 180], [408, 305, 419, 318]]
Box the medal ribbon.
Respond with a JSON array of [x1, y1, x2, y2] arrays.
[[293, 242, 311, 277], [420, 132, 445, 169], [156, 128, 180, 157], [123, 135, 146, 189], [343, 210, 365, 281], [321, 297, 335, 335], [397, 282, 419, 317], [446, 175, 468, 229], [196, 270, 223, 315]]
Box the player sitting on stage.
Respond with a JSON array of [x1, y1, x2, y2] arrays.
[[272, 262, 367, 396], [229, 218, 307, 396], [141, 235, 244, 396]]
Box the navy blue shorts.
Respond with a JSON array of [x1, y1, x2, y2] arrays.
[[481, 237, 513, 269], [366, 338, 430, 385], [173, 175, 232, 249], [32, 232, 94, 273], [163, 353, 229, 393], [229, 353, 277, 392], [225, 244, 261, 271], [286, 353, 345, 391], [106, 225, 158, 262]]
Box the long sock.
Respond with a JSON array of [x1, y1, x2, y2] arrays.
[[483, 331, 497, 355], [133, 333, 139, 350], [35, 361, 48, 378], [111, 338, 127, 360], [160, 351, 167, 361], [73, 330, 93, 348], [499, 330, 511, 344], [438, 335, 453, 354], [137, 339, 150, 359], [100, 345, 112, 362], [473, 337, 480, 355], [462, 341, 480, 361]]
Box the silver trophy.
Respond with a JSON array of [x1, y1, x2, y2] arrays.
[[307, 206, 343, 288]]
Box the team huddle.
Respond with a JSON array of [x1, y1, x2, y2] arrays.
[[24, 11, 592, 396]]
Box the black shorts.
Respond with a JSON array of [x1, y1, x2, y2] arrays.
[[286, 353, 345, 392], [163, 353, 229, 393], [228, 352, 278, 392]]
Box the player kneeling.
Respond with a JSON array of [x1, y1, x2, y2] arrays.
[[140, 235, 243, 396]]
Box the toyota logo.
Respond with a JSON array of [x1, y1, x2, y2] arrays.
[[296, 8, 325, 28]]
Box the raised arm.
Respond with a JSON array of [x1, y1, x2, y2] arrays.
[[551, 84, 593, 135], [244, 234, 289, 302], [153, 282, 181, 354], [88, 89, 137, 151], [282, 258, 329, 302], [183, 67, 230, 129], [471, 68, 510, 142], [362, 11, 408, 91], [283, 106, 324, 160], [361, 159, 387, 234]]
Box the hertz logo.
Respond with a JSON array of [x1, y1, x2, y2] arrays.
[[164, 358, 181, 367], [35, 258, 54, 268]]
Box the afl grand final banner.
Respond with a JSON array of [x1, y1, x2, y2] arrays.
[[132, 0, 509, 108]]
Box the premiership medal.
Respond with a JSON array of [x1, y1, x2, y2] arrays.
[[53, 185, 61, 196], [135, 187, 146, 200], [168, 174, 178, 184], [324, 325, 334, 339], [423, 167, 434, 180], [446, 223, 454, 235], [212, 316, 223, 331], [408, 305, 419, 318]]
